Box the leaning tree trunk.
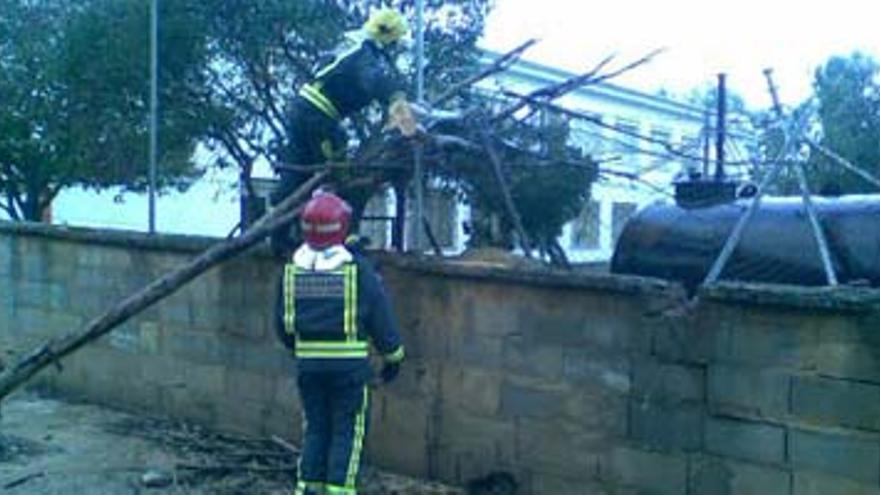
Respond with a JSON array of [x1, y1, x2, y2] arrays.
[[0, 172, 328, 404]]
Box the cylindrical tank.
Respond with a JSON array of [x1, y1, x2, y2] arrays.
[[610, 195, 880, 291]]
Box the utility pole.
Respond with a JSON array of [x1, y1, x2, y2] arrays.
[[715, 73, 727, 180], [411, 0, 426, 252], [148, 0, 159, 234]]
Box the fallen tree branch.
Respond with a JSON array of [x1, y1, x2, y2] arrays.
[[493, 48, 665, 123], [480, 128, 534, 258], [431, 38, 538, 106], [270, 435, 300, 456], [175, 463, 297, 474], [2, 471, 46, 490], [0, 172, 329, 403]]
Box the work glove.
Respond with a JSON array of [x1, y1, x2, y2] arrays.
[[380, 361, 401, 384], [344, 234, 371, 253], [386, 98, 420, 137]]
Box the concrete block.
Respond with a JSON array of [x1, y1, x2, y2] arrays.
[[633, 361, 705, 404], [14, 307, 53, 337], [516, 417, 602, 478], [441, 366, 502, 416], [502, 336, 564, 381], [500, 379, 568, 419], [263, 403, 303, 443], [705, 417, 785, 465], [789, 428, 880, 483], [792, 376, 880, 432], [163, 385, 218, 426], [530, 473, 621, 495], [0, 237, 11, 275], [214, 397, 270, 436], [17, 245, 50, 282], [562, 350, 630, 394], [814, 340, 880, 385], [465, 292, 520, 339], [165, 330, 226, 366], [448, 331, 504, 368], [222, 341, 289, 376], [711, 316, 821, 369], [689, 455, 791, 495], [224, 368, 276, 404], [183, 362, 227, 397], [156, 297, 193, 327], [12, 280, 49, 310], [652, 313, 711, 365], [368, 394, 430, 478], [517, 297, 645, 352], [793, 471, 880, 495], [140, 354, 189, 389], [630, 400, 703, 451], [106, 321, 146, 354], [562, 388, 628, 438], [600, 445, 687, 495], [708, 364, 790, 418], [432, 408, 517, 484]]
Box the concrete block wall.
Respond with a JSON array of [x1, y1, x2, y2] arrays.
[[3, 221, 880, 494]]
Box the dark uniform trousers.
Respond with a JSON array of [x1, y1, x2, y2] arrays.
[[296, 372, 370, 495]]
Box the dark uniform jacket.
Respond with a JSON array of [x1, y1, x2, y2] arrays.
[[300, 38, 406, 121], [274, 250, 404, 381]]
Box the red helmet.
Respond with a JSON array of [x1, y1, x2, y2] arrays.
[[300, 191, 352, 249]]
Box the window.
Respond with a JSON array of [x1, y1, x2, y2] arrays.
[[406, 188, 457, 250], [571, 113, 605, 157], [358, 189, 392, 249], [648, 127, 673, 172], [612, 201, 638, 245], [679, 134, 704, 175], [570, 200, 601, 249], [615, 119, 640, 153]]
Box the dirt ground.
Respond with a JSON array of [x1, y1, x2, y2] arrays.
[[0, 392, 462, 495]]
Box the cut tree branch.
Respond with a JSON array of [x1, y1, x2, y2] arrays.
[[480, 128, 534, 258], [431, 39, 538, 107]]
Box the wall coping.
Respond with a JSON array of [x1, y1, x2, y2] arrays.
[[699, 281, 880, 313], [377, 252, 686, 296], [0, 220, 229, 255], [4, 220, 878, 313]]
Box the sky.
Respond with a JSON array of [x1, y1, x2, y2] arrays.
[[479, 0, 880, 110]]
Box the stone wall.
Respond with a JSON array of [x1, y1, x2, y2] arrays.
[[3, 221, 880, 494]]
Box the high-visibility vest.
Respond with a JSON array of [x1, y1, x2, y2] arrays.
[[282, 263, 368, 359]]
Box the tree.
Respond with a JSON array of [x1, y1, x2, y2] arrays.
[[806, 52, 880, 194], [0, 0, 213, 221]]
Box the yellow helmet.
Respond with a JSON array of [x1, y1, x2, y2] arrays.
[[364, 8, 409, 47]]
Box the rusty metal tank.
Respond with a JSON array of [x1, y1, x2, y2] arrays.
[[610, 194, 880, 291]]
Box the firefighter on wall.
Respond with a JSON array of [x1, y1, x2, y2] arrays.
[[274, 190, 405, 495], [270, 7, 419, 257]]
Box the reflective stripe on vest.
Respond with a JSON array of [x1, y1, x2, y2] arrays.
[[299, 83, 341, 121], [284, 263, 367, 359]]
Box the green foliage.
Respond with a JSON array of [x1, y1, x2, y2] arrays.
[[430, 99, 597, 254], [807, 52, 880, 194], [754, 53, 880, 196], [0, 0, 209, 220]]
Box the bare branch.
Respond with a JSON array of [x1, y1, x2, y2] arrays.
[[431, 39, 538, 106]]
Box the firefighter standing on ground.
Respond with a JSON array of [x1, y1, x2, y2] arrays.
[[271, 8, 419, 256], [274, 191, 405, 495]]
